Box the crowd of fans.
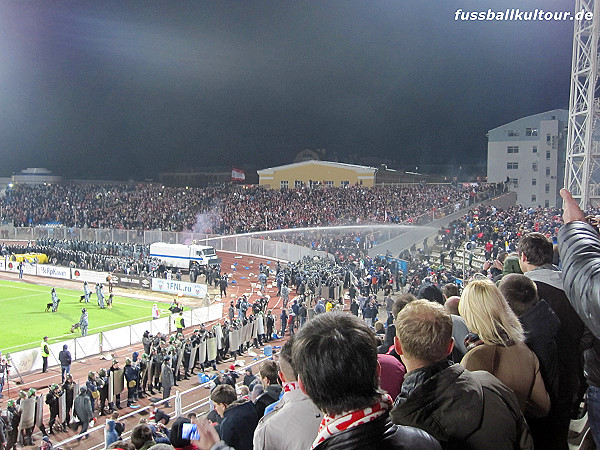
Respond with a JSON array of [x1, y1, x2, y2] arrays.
[[0, 182, 500, 234], [5, 183, 600, 449]]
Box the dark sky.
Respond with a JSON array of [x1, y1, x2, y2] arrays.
[[0, 0, 575, 180]]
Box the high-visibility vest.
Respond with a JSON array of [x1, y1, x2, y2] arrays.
[[175, 316, 184, 329], [40, 341, 49, 357]]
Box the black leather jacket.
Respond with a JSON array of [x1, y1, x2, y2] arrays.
[[313, 413, 440, 450], [558, 221, 600, 387]]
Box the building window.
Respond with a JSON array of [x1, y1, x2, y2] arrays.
[[511, 178, 519, 188], [547, 134, 552, 144], [507, 129, 519, 136], [526, 128, 538, 136], [324, 181, 334, 187], [294, 180, 304, 189], [546, 150, 551, 160], [340, 180, 349, 187], [507, 162, 519, 170], [532, 195, 537, 202], [533, 146, 537, 153], [507, 146, 519, 154], [545, 183, 550, 193], [545, 200, 550, 207], [532, 178, 537, 186], [280, 180, 288, 190], [546, 167, 551, 176], [532, 162, 538, 172]]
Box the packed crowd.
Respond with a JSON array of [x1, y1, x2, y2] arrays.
[[380, 204, 569, 291], [5, 189, 600, 449], [1, 182, 500, 233], [435, 204, 563, 255]]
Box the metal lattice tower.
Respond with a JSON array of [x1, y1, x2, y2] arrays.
[[565, 0, 600, 208]]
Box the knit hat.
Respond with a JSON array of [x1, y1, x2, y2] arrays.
[[503, 255, 523, 275]]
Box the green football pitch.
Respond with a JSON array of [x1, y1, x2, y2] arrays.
[[0, 280, 170, 354]]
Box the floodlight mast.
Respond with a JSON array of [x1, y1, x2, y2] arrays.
[[565, 0, 600, 209]]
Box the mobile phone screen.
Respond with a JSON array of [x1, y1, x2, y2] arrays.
[[181, 422, 200, 440]]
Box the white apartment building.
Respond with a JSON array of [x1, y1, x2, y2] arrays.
[[487, 109, 568, 208]]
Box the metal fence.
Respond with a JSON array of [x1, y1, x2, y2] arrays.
[[2, 227, 333, 262]]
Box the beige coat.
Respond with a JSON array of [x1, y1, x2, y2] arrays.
[[461, 341, 550, 418], [253, 388, 322, 450]]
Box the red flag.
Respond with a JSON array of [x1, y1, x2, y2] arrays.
[[231, 168, 245, 181]]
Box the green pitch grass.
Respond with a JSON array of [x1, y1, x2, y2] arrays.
[[0, 280, 171, 354]]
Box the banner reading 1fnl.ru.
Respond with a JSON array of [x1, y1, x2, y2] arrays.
[[151, 278, 208, 298]]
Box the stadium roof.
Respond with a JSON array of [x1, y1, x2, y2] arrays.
[[257, 160, 375, 175]]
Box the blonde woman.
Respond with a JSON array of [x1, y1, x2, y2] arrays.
[[459, 278, 550, 418]]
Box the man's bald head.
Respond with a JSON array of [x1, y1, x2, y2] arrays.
[[444, 296, 460, 315]]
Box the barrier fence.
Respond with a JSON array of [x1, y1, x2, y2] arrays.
[[2, 258, 210, 297], [1, 226, 333, 262], [54, 355, 272, 449], [7, 303, 222, 379]]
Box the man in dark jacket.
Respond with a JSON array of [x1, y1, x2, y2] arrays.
[[211, 384, 258, 450], [390, 299, 532, 449], [58, 344, 72, 383], [519, 231, 585, 449], [557, 188, 600, 448], [292, 311, 440, 450], [500, 273, 561, 449], [254, 360, 282, 418]]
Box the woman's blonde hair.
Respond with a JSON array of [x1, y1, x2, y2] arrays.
[[459, 278, 524, 346]]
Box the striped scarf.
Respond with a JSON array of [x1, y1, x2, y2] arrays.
[[283, 381, 300, 393], [311, 393, 392, 449]]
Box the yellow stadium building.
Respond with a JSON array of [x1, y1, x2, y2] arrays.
[[257, 160, 375, 189]]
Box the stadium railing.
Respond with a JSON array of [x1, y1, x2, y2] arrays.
[[2, 226, 333, 262], [52, 355, 271, 449]]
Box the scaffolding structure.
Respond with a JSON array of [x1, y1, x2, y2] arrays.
[[565, 0, 600, 208]]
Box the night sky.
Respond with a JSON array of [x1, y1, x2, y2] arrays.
[[0, 0, 575, 180]]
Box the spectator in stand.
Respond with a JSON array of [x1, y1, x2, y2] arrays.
[[254, 360, 282, 419], [499, 273, 561, 449], [210, 384, 258, 450], [131, 424, 157, 450], [253, 336, 321, 450], [459, 278, 550, 419], [292, 312, 440, 449], [518, 231, 585, 449], [390, 299, 533, 448], [557, 188, 600, 448]]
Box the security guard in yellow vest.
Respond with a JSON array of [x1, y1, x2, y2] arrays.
[[40, 336, 50, 373], [174, 312, 185, 334]]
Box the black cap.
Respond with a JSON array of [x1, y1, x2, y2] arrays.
[[170, 417, 191, 447]]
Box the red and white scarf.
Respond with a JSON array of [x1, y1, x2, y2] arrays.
[[311, 393, 392, 449], [283, 381, 301, 393]]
